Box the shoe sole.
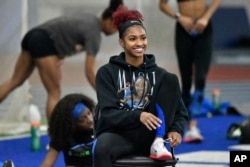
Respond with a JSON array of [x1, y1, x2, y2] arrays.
[[183, 138, 203, 143], [150, 154, 173, 161]]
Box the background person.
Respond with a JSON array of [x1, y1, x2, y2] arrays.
[[40, 93, 95, 167], [159, 0, 221, 143], [93, 6, 188, 167], [0, 0, 123, 122]]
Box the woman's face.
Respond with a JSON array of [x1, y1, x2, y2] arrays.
[[134, 77, 148, 97], [103, 18, 117, 35], [77, 108, 94, 130], [119, 25, 147, 59]]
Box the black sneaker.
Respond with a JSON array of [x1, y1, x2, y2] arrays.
[[3, 160, 14, 167]]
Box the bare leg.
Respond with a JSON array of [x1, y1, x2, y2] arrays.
[[35, 55, 62, 121], [0, 50, 35, 102]]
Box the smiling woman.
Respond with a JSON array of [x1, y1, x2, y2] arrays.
[[93, 5, 188, 167]]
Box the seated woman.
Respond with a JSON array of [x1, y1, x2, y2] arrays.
[[93, 5, 189, 167]]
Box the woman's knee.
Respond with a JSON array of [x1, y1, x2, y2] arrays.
[[94, 133, 134, 160], [9, 77, 26, 88], [94, 138, 111, 156]]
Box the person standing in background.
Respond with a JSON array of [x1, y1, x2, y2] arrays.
[[0, 0, 123, 122], [159, 0, 221, 143]]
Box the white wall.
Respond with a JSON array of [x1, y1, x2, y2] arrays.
[[1, 0, 250, 56]]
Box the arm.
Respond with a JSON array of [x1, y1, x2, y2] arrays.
[[159, 0, 179, 19], [169, 99, 188, 136], [168, 99, 188, 147], [169, 75, 189, 136], [159, 0, 194, 32], [85, 54, 96, 90], [202, 0, 221, 21], [96, 67, 142, 131], [157, 73, 188, 147], [40, 147, 59, 167], [194, 0, 222, 33]]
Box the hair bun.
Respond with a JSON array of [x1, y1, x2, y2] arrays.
[[112, 6, 144, 30], [109, 0, 123, 11]]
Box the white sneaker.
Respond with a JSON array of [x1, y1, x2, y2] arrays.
[[149, 138, 172, 160], [183, 126, 204, 143]]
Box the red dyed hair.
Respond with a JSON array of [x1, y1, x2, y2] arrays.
[[112, 5, 144, 29]]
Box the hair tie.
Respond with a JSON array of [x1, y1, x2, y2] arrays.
[[72, 102, 86, 120], [118, 20, 143, 38]]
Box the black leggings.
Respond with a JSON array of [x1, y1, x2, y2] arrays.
[[93, 133, 133, 167], [175, 22, 213, 106], [93, 132, 152, 167]]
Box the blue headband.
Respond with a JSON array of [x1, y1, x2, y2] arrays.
[[72, 102, 87, 120]]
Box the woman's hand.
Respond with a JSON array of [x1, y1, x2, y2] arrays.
[[140, 112, 162, 131], [167, 132, 182, 147], [192, 17, 208, 34], [178, 15, 195, 33]]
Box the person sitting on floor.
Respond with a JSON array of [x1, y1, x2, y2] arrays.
[[40, 93, 95, 167]]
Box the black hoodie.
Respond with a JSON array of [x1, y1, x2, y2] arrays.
[[95, 52, 188, 146]]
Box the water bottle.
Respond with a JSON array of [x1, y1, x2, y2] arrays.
[[30, 121, 41, 151], [212, 89, 221, 111]]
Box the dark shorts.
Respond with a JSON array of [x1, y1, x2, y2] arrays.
[[21, 28, 58, 58]]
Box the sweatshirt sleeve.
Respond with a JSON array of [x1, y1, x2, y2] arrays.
[[95, 66, 142, 134], [168, 74, 189, 136], [155, 72, 189, 137], [169, 98, 189, 136]]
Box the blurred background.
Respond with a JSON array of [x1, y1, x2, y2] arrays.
[[0, 0, 250, 127], [0, 0, 250, 166]]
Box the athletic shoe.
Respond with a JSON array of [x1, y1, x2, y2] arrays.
[[183, 126, 204, 143], [188, 91, 204, 117], [149, 138, 172, 160], [3, 160, 15, 167]]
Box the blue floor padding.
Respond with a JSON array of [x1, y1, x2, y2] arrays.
[[175, 115, 245, 154], [0, 135, 64, 166], [0, 115, 245, 167]]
